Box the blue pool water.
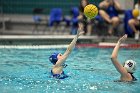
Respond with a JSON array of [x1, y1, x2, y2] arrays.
[[0, 47, 140, 93]]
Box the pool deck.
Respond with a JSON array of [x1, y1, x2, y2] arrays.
[[0, 35, 140, 48]]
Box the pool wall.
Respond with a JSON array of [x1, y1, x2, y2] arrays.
[[0, 35, 139, 45]]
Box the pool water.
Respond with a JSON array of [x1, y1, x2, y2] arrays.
[[0, 47, 140, 93]]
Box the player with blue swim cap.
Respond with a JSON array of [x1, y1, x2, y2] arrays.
[[49, 24, 84, 79], [111, 34, 137, 82], [49, 52, 59, 65]]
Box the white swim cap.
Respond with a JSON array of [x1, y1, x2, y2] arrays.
[[124, 60, 136, 73]]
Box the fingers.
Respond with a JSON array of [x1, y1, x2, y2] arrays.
[[122, 34, 127, 38], [118, 34, 127, 42], [121, 34, 127, 40]]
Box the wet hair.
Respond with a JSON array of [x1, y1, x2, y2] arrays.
[[79, 0, 89, 12], [138, 0, 140, 4]]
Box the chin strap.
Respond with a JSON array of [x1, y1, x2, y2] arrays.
[[61, 63, 68, 68]]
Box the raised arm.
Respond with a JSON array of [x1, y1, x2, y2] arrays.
[[111, 34, 128, 75], [56, 24, 84, 66]]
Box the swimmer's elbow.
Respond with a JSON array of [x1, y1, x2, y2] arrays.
[[67, 47, 72, 52], [110, 56, 118, 64], [110, 55, 117, 60]]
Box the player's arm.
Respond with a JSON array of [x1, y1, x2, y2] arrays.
[[56, 24, 84, 66], [114, 0, 121, 10], [111, 34, 128, 76]]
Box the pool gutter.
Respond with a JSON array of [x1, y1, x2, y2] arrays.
[[0, 35, 139, 46]]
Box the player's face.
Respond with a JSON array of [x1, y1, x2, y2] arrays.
[[106, 0, 113, 5], [109, 0, 114, 5], [81, 0, 88, 7], [57, 53, 63, 59]]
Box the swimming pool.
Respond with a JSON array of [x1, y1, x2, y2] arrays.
[[0, 47, 139, 93]]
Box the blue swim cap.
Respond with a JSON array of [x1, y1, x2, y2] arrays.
[[49, 53, 59, 65]]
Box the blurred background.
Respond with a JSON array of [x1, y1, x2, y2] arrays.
[[0, 0, 139, 40]]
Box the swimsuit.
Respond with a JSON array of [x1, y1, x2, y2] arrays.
[[106, 5, 118, 18], [114, 73, 137, 82], [129, 73, 137, 81], [51, 63, 68, 79], [51, 70, 68, 79]]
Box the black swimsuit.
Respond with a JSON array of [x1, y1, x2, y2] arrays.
[[114, 73, 137, 82], [129, 73, 137, 81]]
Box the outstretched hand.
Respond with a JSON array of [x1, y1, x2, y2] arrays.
[[77, 23, 84, 36], [118, 34, 127, 43]]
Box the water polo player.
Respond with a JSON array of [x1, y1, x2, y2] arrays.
[[111, 34, 137, 82], [49, 24, 84, 79]]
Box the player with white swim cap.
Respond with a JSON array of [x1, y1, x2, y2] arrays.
[[124, 60, 136, 73], [111, 34, 137, 82]]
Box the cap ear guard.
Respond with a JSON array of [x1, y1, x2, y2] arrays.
[[124, 60, 136, 73], [49, 53, 59, 65]]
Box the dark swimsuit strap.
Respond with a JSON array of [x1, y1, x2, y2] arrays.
[[51, 70, 68, 79], [129, 73, 137, 81], [114, 73, 137, 82]]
